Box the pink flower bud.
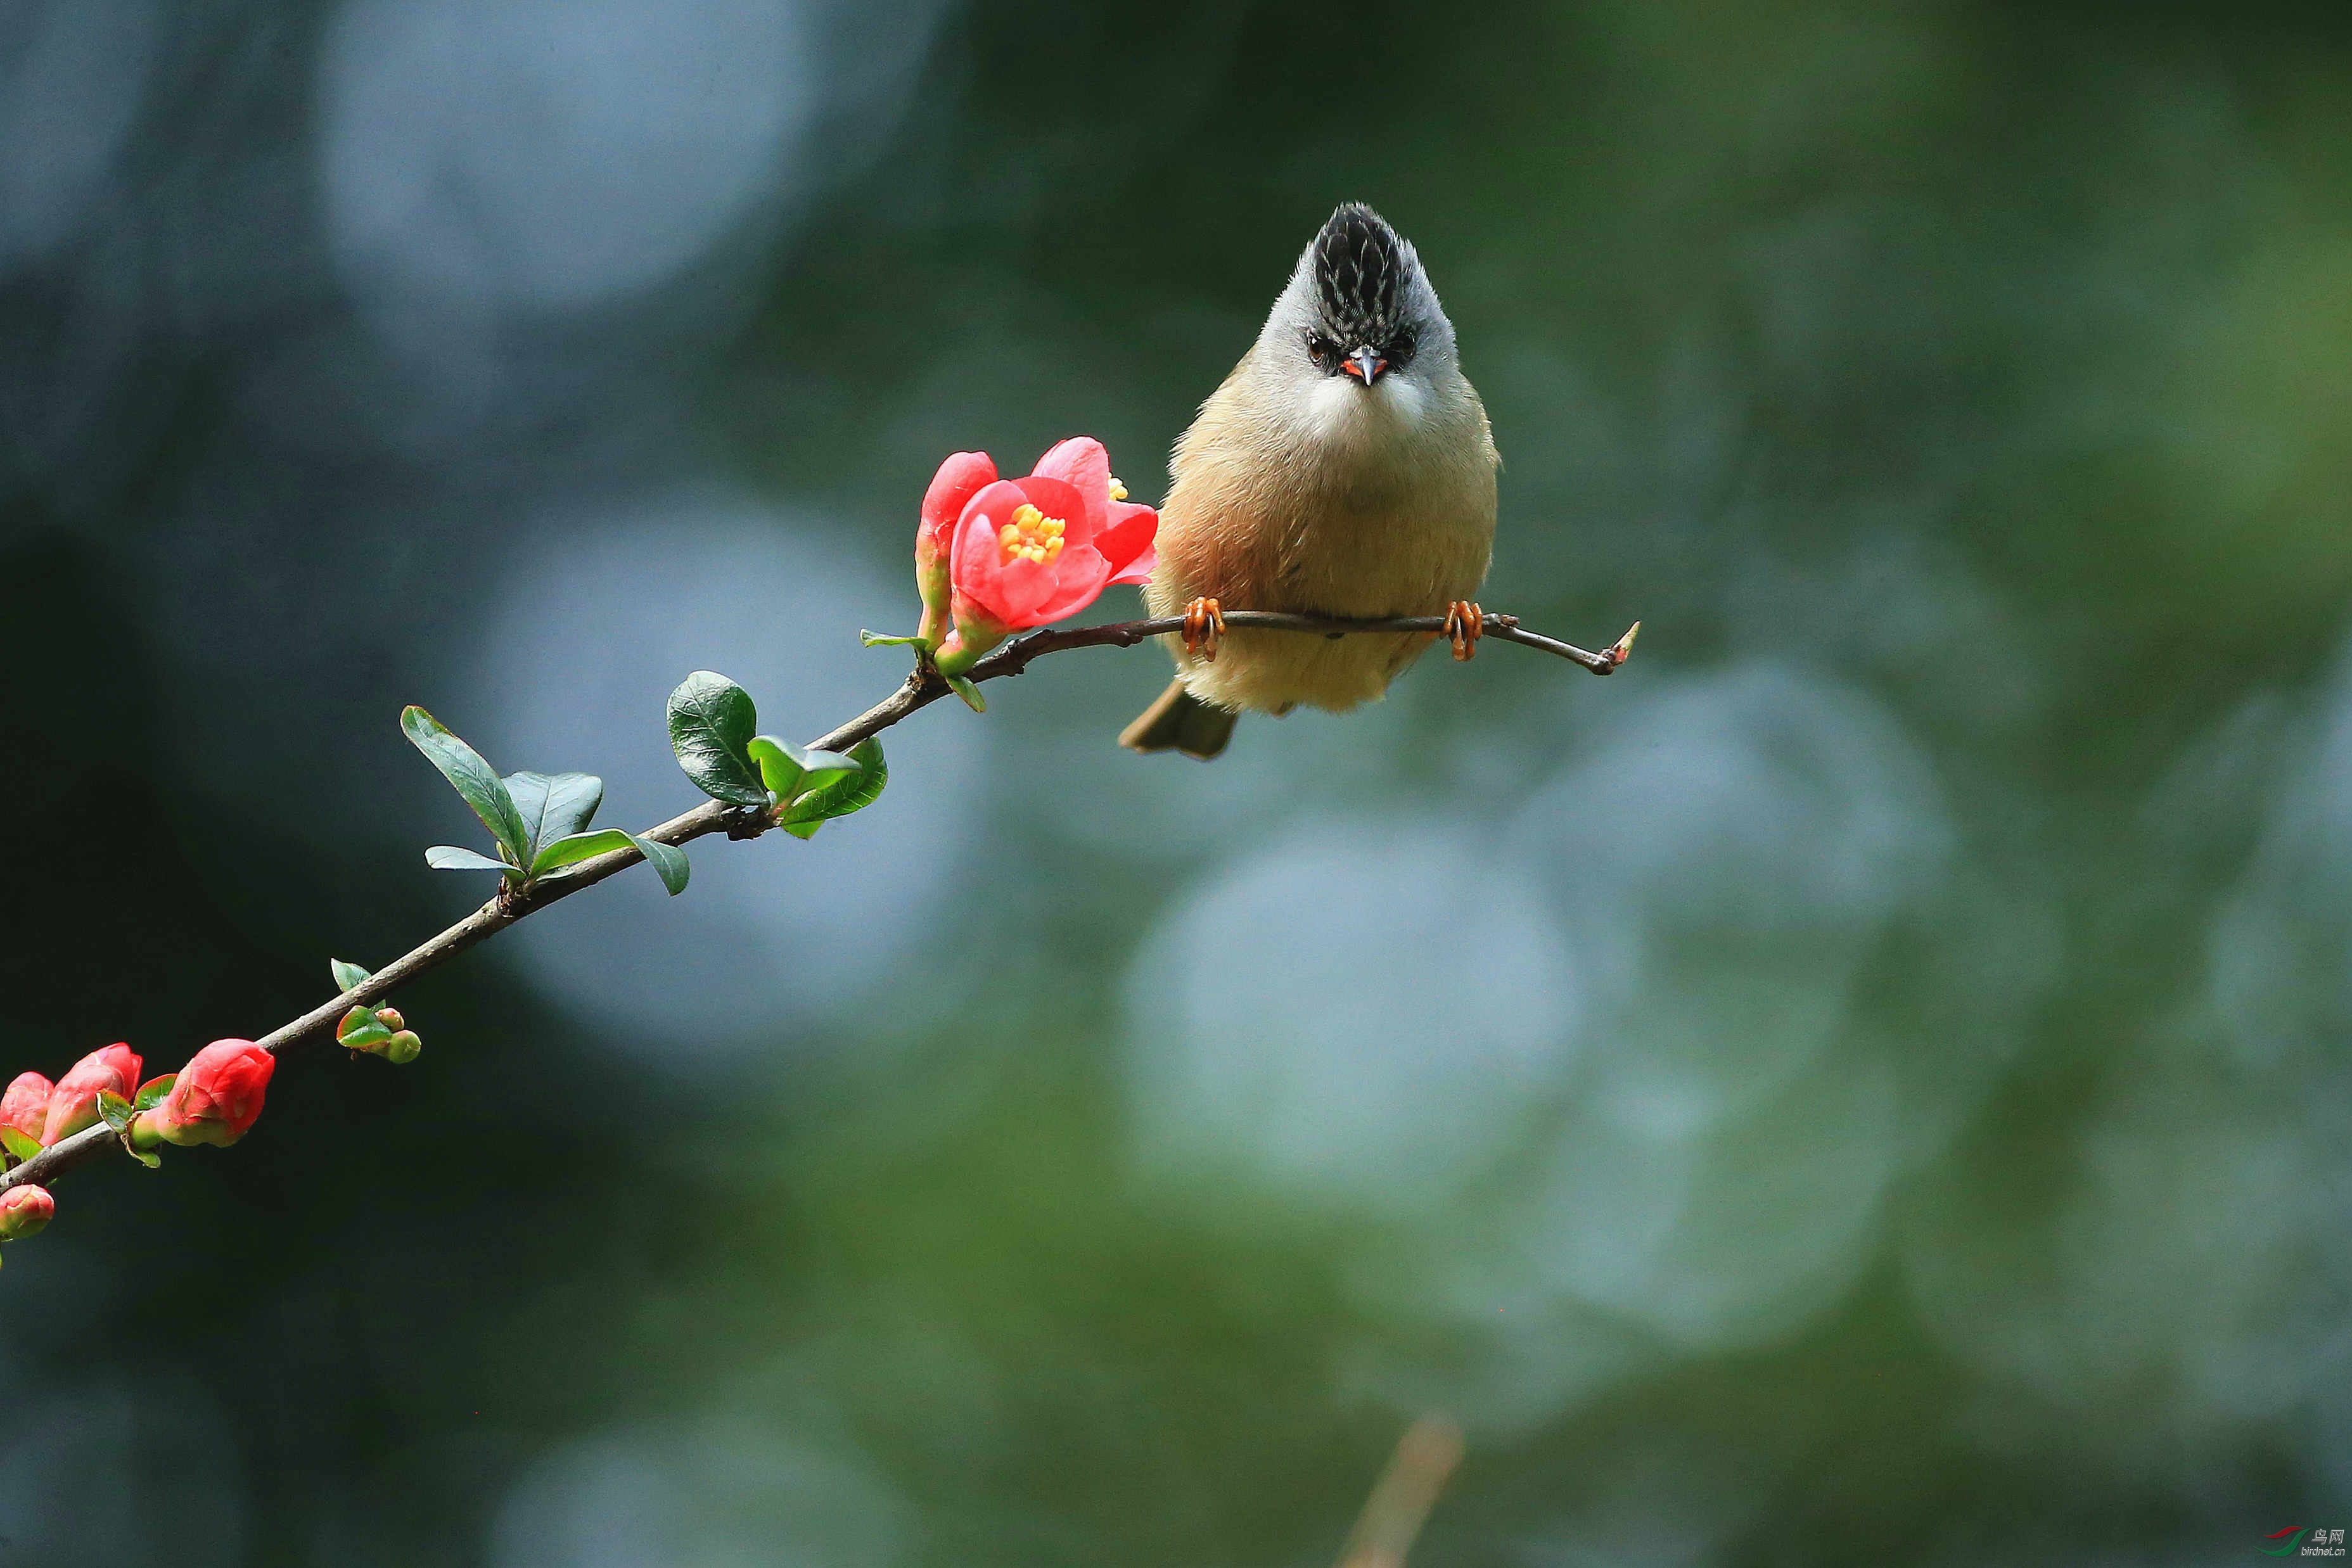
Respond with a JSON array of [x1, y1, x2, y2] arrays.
[[917, 451, 997, 651], [0, 1184, 53, 1242], [40, 1043, 143, 1146], [0, 1072, 53, 1143], [150, 1040, 274, 1149]]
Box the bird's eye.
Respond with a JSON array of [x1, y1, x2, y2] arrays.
[[1305, 333, 1343, 375], [1385, 327, 1418, 371]]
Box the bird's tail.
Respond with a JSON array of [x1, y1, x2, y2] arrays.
[[1119, 680, 1238, 761]]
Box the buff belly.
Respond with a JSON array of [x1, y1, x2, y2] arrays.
[[1144, 497, 1493, 714]]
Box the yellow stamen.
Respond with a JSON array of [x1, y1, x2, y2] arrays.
[[1108, 476, 1128, 502], [998, 502, 1067, 566]]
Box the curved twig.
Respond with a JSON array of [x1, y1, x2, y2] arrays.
[[0, 608, 1635, 1194]]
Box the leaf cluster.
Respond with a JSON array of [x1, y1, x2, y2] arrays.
[[402, 708, 689, 895], [665, 672, 887, 838]]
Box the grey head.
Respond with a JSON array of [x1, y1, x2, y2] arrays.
[[1269, 202, 1456, 390]]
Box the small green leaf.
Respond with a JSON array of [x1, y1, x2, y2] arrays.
[[623, 832, 690, 896], [667, 672, 767, 806], [777, 737, 888, 831], [128, 1146, 160, 1170], [134, 1074, 176, 1112], [402, 706, 531, 864], [529, 828, 634, 875], [745, 735, 805, 803], [330, 958, 373, 993], [338, 1007, 397, 1049], [801, 750, 861, 780], [945, 675, 985, 712], [750, 736, 860, 806], [859, 630, 923, 647], [96, 1090, 133, 1134], [426, 845, 521, 879], [0, 1128, 40, 1163], [504, 771, 604, 860]]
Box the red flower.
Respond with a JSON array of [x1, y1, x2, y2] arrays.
[[41, 1043, 143, 1146], [935, 437, 1156, 674], [146, 1040, 275, 1149], [916, 450, 999, 650], [0, 1183, 53, 1242], [0, 1073, 51, 1144]]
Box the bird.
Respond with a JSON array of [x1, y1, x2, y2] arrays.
[[1119, 202, 1499, 761]]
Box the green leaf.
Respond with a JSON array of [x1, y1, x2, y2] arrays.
[[426, 845, 521, 879], [338, 1014, 394, 1050], [134, 1074, 176, 1112], [96, 1090, 133, 1134], [330, 958, 373, 993], [777, 737, 888, 831], [859, 630, 923, 647], [0, 1128, 40, 1163], [129, 1147, 161, 1170], [747, 737, 854, 800], [749, 735, 861, 806], [504, 771, 604, 860], [945, 675, 985, 712], [745, 735, 805, 803], [667, 672, 767, 806], [529, 828, 634, 875], [623, 832, 690, 896], [402, 706, 531, 864]]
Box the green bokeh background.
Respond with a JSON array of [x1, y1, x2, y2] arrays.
[[1, 0, 2348, 1562]]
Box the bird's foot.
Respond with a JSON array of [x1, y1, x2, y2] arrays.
[[1183, 597, 1227, 663], [1443, 601, 1485, 661]]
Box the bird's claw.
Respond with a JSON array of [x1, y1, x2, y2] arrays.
[[1183, 597, 1226, 663], [1443, 601, 1484, 661]]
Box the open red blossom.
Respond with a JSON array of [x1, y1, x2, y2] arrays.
[[916, 450, 998, 649], [1, 1073, 51, 1144], [936, 437, 1156, 673], [1032, 437, 1158, 588], [41, 1043, 143, 1146], [0, 1184, 53, 1242], [148, 1039, 275, 1149]]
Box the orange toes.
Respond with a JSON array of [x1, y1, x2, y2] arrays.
[[1183, 597, 1227, 662], [1443, 601, 1484, 661]]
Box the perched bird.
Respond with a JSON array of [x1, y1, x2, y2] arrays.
[[1120, 202, 1499, 760]]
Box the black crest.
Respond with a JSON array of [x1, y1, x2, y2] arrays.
[[1312, 203, 1410, 345]]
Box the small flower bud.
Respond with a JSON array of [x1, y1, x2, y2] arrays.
[[1, 1072, 53, 1144], [150, 1040, 275, 1149], [0, 1184, 54, 1242], [41, 1043, 143, 1146], [373, 1007, 404, 1031], [383, 1031, 421, 1065], [917, 451, 998, 651]]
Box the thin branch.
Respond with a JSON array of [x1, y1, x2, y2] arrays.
[[1336, 1417, 1466, 1568], [973, 610, 1638, 679], [0, 608, 1632, 1194]]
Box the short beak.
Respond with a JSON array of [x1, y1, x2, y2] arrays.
[[1343, 346, 1387, 385]]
